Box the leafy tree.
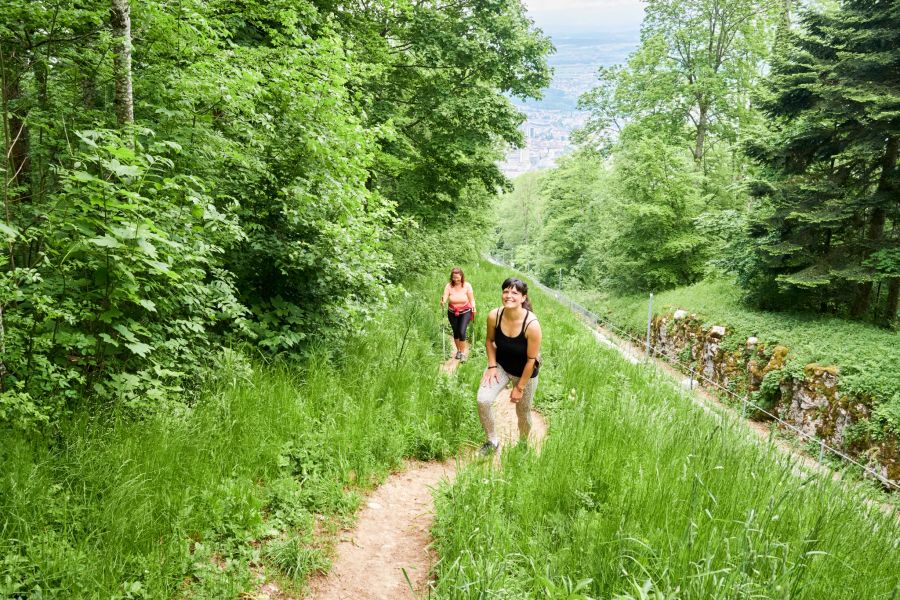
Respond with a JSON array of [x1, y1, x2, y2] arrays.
[[327, 0, 553, 224], [0, 0, 553, 425], [590, 136, 706, 292], [537, 150, 607, 283], [568, 0, 783, 291], [578, 0, 779, 170], [493, 170, 548, 274], [744, 0, 900, 323]]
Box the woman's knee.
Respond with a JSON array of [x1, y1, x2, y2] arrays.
[[477, 387, 499, 406]]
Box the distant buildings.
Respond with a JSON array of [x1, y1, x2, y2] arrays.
[[496, 35, 638, 178], [500, 108, 588, 177]]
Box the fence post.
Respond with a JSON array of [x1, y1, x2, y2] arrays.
[[818, 439, 826, 464], [741, 396, 748, 419], [689, 367, 694, 389], [645, 293, 654, 361]]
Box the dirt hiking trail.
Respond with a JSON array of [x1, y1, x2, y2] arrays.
[[302, 355, 547, 600]]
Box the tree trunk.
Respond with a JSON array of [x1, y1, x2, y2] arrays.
[[694, 100, 708, 165], [1, 42, 30, 273], [110, 0, 134, 127], [1, 45, 29, 203], [850, 136, 898, 318], [851, 206, 885, 317], [886, 278, 899, 324]]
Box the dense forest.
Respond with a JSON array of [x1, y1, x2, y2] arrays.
[[494, 0, 899, 327], [3, 0, 900, 598], [1, 0, 551, 426]]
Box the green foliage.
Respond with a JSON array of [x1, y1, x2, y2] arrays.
[[493, 170, 549, 274], [494, 140, 707, 295], [337, 0, 553, 221], [384, 182, 496, 280], [591, 137, 706, 292], [496, 0, 784, 297], [552, 0, 788, 302], [743, 0, 900, 322], [537, 151, 606, 283], [578, 0, 778, 167], [571, 278, 900, 406], [0, 278, 481, 597], [264, 534, 329, 586], [2, 129, 244, 423], [753, 368, 784, 412], [0, 0, 552, 426]]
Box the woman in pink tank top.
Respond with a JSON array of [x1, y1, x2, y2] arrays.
[[440, 267, 477, 360]]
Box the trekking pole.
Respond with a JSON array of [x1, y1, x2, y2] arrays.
[[471, 308, 477, 357], [440, 306, 446, 358]]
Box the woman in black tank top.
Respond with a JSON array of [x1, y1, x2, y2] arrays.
[[494, 307, 540, 379], [475, 277, 542, 455]]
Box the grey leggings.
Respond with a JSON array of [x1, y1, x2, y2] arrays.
[[477, 363, 538, 445]]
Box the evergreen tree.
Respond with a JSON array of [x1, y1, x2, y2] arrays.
[[745, 0, 900, 323]]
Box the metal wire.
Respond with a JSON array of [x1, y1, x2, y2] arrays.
[[490, 257, 900, 491]]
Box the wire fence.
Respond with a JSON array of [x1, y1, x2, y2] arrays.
[[487, 256, 900, 492]]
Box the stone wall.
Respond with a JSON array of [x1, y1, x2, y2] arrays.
[[648, 310, 899, 488]]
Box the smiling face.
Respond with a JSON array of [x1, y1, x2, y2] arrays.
[[502, 285, 526, 309], [451, 273, 462, 285]]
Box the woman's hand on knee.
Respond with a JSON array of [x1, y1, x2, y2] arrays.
[[480, 367, 499, 387]]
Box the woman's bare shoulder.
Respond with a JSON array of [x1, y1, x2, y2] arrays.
[[524, 315, 541, 334]]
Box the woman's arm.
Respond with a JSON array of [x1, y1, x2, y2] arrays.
[[440, 283, 449, 307], [481, 309, 500, 386], [466, 282, 475, 312], [510, 320, 542, 402]]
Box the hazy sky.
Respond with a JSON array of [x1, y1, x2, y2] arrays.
[[523, 0, 645, 35]]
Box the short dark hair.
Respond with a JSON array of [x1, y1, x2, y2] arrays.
[[501, 277, 533, 312]]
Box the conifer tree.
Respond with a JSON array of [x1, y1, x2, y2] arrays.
[[745, 0, 900, 323]]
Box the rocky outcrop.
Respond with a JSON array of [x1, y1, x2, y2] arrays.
[[648, 311, 899, 488]]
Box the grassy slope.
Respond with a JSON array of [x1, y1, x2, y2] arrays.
[[433, 263, 900, 599], [570, 279, 900, 402], [0, 280, 481, 598]]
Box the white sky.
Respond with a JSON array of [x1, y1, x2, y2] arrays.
[[523, 0, 645, 35]]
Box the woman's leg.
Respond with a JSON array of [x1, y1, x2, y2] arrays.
[[447, 311, 462, 355], [508, 375, 538, 442], [476, 365, 510, 446], [458, 311, 472, 355]]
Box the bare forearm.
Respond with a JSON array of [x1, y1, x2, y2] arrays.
[[517, 359, 537, 387], [485, 340, 496, 365]]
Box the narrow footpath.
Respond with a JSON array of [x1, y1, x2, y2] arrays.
[[301, 355, 547, 600]]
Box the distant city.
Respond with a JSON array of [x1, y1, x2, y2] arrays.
[[500, 34, 639, 177]]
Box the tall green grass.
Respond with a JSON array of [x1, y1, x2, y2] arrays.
[[432, 266, 900, 599], [0, 288, 480, 598], [570, 279, 899, 403]]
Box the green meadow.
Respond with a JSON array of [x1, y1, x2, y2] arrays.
[[2, 261, 898, 599], [432, 263, 900, 600], [0, 286, 480, 598], [570, 280, 900, 404]]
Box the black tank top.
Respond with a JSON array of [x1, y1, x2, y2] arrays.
[[495, 309, 539, 378]]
